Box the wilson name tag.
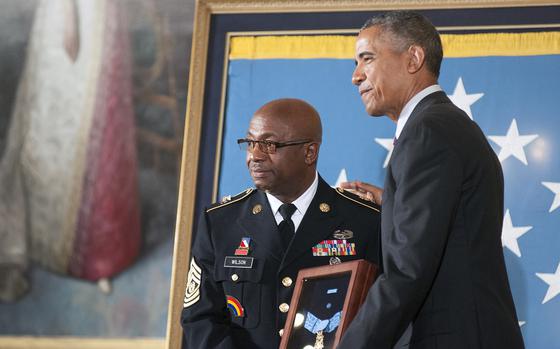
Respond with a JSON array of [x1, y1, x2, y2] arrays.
[[224, 256, 254, 269]]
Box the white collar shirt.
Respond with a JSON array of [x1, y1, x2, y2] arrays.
[[266, 171, 319, 233], [395, 84, 443, 139]]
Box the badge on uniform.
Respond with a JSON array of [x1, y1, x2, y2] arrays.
[[183, 258, 202, 308], [235, 237, 251, 256], [225, 237, 254, 268], [224, 256, 254, 268], [333, 229, 353, 240], [329, 257, 341, 265], [312, 239, 356, 256], [226, 295, 245, 317]]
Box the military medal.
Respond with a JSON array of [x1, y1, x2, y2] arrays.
[[304, 311, 341, 348], [314, 330, 324, 349]]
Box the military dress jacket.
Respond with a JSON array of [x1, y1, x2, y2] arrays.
[[181, 176, 381, 349]]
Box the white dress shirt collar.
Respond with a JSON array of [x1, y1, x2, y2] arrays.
[[395, 84, 442, 139], [266, 171, 319, 232]]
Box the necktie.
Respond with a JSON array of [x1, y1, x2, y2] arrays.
[[278, 203, 297, 250]]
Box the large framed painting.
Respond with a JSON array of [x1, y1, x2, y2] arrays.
[[0, 0, 192, 348], [170, 0, 560, 349]]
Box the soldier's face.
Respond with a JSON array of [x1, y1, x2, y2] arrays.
[[245, 113, 309, 197]]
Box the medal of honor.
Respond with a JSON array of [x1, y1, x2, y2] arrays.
[[304, 311, 341, 349], [314, 330, 324, 349]]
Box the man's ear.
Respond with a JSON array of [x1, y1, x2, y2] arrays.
[[407, 45, 425, 74], [304, 142, 320, 165]]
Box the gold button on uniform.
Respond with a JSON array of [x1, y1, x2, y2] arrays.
[[279, 303, 290, 313], [278, 329, 284, 337], [319, 202, 330, 212], [281, 277, 293, 287], [231, 274, 239, 282], [252, 204, 262, 215]]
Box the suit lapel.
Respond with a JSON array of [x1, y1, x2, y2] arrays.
[[237, 190, 284, 262], [390, 91, 449, 167], [398, 91, 449, 142], [280, 177, 342, 269]]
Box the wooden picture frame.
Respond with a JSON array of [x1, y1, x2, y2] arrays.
[[168, 1, 560, 349], [279, 259, 378, 349]]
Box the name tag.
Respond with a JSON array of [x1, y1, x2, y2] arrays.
[[224, 256, 254, 269]]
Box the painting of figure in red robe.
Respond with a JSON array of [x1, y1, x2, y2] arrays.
[[0, 0, 191, 337]]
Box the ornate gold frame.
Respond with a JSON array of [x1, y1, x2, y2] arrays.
[[167, 1, 557, 349]]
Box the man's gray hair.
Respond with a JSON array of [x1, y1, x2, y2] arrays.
[[361, 11, 443, 78]]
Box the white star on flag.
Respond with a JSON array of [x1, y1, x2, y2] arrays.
[[542, 181, 560, 212], [519, 321, 526, 327], [334, 168, 348, 187], [374, 138, 394, 168], [501, 209, 532, 258], [447, 77, 484, 120], [536, 262, 560, 304], [487, 118, 538, 165]]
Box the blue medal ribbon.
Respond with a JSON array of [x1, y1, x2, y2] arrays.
[[304, 311, 341, 334]]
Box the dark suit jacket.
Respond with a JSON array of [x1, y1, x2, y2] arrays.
[[338, 92, 524, 349], [181, 176, 381, 348]]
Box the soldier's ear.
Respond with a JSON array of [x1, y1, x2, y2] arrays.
[[304, 142, 320, 165]]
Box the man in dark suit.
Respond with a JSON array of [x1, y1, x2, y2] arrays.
[[181, 98, 381, 348], [338, 11, 524, 349]]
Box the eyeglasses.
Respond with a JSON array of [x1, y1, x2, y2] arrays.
[[237, 138, 311, 154]]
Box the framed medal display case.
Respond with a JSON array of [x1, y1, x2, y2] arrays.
[[280, 259, 379, 349]]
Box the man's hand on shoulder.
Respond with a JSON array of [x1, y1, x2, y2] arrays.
[[340, 181, 383, 205]]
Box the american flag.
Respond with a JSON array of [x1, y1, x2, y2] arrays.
[[219, 33, 560, 348]]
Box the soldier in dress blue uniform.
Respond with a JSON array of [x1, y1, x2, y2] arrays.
[[181, 98, 381, 348]]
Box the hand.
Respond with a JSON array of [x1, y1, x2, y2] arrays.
[[340, 180, 383, 205]]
